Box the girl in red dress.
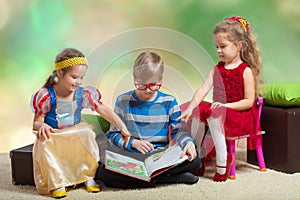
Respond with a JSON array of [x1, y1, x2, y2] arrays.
[[179, 16, 263, 182]]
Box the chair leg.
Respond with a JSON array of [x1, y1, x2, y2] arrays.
[[255, 137, 266, 171], [226, 140, 236, 179]]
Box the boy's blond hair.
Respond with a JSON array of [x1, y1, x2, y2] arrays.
[[133, 51, 164, 82]]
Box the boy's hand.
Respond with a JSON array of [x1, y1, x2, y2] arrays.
[[181, 141, 197, 161], [131, 139, 155, 154]]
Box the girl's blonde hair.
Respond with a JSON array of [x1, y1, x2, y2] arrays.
[[213, 17, 263, 97], [133, 51, 164, 82]]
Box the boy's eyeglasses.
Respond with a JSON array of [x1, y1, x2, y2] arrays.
[[134, 82, 162, 91]]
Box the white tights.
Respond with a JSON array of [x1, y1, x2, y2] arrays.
[[207, 116, 227, 174]]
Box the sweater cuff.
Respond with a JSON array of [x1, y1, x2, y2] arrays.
[[180, 137, 194, 149]]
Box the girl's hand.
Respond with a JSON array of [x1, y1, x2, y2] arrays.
[[210, 102, 225, 109], [177, 109, 193, 123], [37, 123, 55, 141], [121, 129, 131, 138], [131, 139, 154, 154], [120, 129, 131, 148]]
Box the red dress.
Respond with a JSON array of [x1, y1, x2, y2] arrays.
[[182, 62, 260, 149]]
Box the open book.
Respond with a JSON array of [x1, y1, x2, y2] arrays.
[[104, 144, 189, 182]]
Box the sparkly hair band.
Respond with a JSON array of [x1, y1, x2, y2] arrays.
[[225, 16, 249, 32], [55, 57, 87, 70]]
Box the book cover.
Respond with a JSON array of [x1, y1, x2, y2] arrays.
[[105, 144, 189, 182]]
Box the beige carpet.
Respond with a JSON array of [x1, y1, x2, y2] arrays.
[[1, 150, 299, 200]]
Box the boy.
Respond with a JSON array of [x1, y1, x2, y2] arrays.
[[95, 51, 201, 188]]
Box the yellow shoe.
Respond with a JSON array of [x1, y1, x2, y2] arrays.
[[52, 188, 67, 198], [86, 185, 100, 193]]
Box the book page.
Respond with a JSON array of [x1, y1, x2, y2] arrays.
[[105, 150, 150, 181], [144, 144, 188, 176]]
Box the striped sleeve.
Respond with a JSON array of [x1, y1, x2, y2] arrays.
[[30, 87, 51, 117], [82, 86, 102, 110], [168, 96, 193, 149], [106, 93, 134, 151]]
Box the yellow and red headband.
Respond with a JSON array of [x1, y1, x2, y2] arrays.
[[55, 57, 87, 70], [225, 16, 249, 32]]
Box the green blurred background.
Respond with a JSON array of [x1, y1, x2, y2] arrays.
[[1, 0, 299, 152]]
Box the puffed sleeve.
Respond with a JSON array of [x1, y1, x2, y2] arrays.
[[82, 86, 103, 110], [30, 87, 52, 117]]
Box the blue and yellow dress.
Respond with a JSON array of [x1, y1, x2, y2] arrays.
[[30, 86, 101, 194]]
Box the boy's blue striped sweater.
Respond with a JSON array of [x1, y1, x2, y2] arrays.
[[107, 90, 193, 152]]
